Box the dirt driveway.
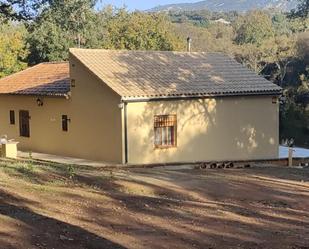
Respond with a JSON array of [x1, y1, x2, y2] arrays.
[[0, 161, 308, 249]]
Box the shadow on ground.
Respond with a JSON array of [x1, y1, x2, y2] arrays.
[[0, 189, 126, 249], [0, 160, 309, 249]]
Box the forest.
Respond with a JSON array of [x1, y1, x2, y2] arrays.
[[0, 0, 308, 147]]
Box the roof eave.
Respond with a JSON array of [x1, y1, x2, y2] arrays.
[[0, 92, 70, 98], [121, 90, 282, 103]]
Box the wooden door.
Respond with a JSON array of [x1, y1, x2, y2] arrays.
[[19, 110, 30, 137]]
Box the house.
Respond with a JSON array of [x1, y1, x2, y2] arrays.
[[0, 49, 282, 164], [213, 18, 231, 25]]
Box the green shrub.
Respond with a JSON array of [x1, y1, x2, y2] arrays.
[[28, 151, 33, 159], [66, 165, 75, 179], [18, 163, 34, 174]]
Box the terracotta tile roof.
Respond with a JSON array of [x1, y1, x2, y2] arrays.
[[0, 62, 70, 97], [70, 48, 282, 100]]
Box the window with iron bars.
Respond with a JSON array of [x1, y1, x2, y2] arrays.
[[154, 115, 177, 148]]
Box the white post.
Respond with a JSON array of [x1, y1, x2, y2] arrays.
[[187, 37, 192, 52], [288, 147, 293, 167]]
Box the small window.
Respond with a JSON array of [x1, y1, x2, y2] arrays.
[[9, 110, 15, 125], [19, 110, 30, 137], [154, 115, 177, 148], [62, 115, 69, 132]]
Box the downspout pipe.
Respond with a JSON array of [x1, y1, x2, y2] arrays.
[[123, 101, 128, 164]]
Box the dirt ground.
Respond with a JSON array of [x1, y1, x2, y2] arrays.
[[0, 160, 308, 249]]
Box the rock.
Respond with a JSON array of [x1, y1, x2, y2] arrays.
[[217, 163, 224, 169], [210, 163, 217, 169], [59, 235, 74, 241]]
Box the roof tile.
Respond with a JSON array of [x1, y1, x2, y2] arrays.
[[70, 49, 282, 99], [0, 62, 69, 96]]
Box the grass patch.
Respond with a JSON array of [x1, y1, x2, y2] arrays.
[[17, 163, 34, 175], [0, 159, 117, 191], [0, 160, 46, 183]]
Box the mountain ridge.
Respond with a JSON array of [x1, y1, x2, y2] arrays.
[[148, 0, 298, 13]]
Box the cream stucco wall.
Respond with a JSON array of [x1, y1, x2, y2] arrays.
[[0, 56, 123, 163], [126, 96, 279, 164], [0, 56, 279, 165]]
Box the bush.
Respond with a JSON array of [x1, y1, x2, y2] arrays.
[[66, 165, 75, 179], [18, 163, 34, 174]]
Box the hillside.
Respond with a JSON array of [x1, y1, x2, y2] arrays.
[[149, 0, 298, 12]]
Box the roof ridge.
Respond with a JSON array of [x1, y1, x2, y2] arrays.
[[69, 48, 226, 55], [40, 61, 69, 64]]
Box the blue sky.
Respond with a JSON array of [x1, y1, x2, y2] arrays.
[[98, 0, 198, 10]]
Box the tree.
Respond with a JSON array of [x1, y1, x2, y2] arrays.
[[234, 43, 267, 73], [261, 35, 297, 86], [272, 13, 292, 36], [102, 9, 184, 51], [0, 22, 28, 78], [296, 66, 309, 104], [234, 33, 298, 87], [235, 10, 274, 45], [288, 17, 309, 33], [173, 23, 213, 52], [0, 0, 46, 20], [297, 31, 309, 63], [290, 0, 309, 19], [27, 0, 99, 64], [26, 5, 184, 64], [172, 21, 236, 54]]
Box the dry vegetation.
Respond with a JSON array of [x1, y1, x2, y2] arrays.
[[0, 160, 308, 249]]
